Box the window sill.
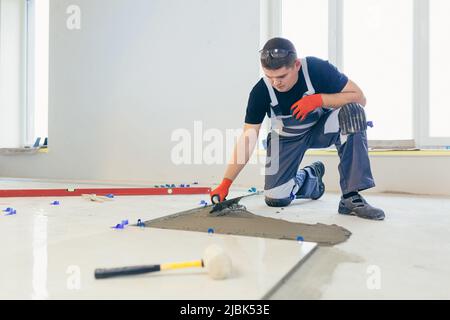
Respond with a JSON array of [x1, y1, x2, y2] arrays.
[[0, 147, 48, 155], [306, 149, 450, 157], [255, 149, 450, 157]]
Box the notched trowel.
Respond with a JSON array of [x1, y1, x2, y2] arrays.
[[210, 191, 262, 216]]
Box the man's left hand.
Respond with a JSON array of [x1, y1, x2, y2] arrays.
[[291, 94, 324, 121]]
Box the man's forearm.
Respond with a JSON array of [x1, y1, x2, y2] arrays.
[[322, 91, 366, 108], [223, 128, 259, 181], [223, 162, 248, 182]]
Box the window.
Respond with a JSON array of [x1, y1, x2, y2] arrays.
[[0, 0, 48, 149], [343, 0, 413, 141], [282, 0, 328, 59], [280, 0, 450, 148], [0, 0, 26, 148], [429, 0, 450, 138], [26, 0, 49, 146]]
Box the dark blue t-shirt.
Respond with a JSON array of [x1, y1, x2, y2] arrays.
[[244, 57, 348, 124]]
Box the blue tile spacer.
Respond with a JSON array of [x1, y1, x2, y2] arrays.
[[137, 219, 145, 227], [121, 219, 129, 226], [3, 207, 14, 213], [296, 236, 304, 242], [186, 184, 190, 188], [248, 187, 257, 193], [199, 200, 208, 207], [105, 194, 114, 198], [207, 228, 214, 234], [112, 223, 124, 229], [51, 201, 60, 205], [367, 121, 374, 128], [180, 184, 185, 188], [5, 209, 17, 216]]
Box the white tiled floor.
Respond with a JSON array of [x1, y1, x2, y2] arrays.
[[0, 179, 316, 300], [2, 178, 450, 299]]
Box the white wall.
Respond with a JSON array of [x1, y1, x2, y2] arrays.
[[0, 0, 262, 185], [302, 154, 450, 197], [1, 0, 450, 196]]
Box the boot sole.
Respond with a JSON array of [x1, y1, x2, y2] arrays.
[[338, 206, 385, 220], [311, 162, 325, 200]]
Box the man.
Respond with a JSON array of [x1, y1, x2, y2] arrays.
[[210, 37, 384, 220]]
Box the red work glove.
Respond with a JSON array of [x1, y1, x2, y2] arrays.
[[210, 178, 233, 203], [290, 94, 324, 121]]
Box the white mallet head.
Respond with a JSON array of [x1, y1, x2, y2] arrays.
[[203, 245, 232, 280]]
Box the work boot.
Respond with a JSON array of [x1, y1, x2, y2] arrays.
[[296, 161, 325, 200], [338, 194, 385, 220]]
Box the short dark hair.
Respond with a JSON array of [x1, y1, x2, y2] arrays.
[[260, 37, 298, 70]]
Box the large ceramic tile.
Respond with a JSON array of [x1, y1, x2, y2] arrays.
[[0, 179, 316, 299], [1, 227, 316, 299]]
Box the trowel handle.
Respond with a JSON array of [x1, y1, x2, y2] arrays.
[[211, 194, 221, 204]]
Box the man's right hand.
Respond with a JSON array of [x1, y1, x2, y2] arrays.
[[210, 178, 233, 203]]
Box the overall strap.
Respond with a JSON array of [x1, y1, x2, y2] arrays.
[[300, 58, 315, 96], [263, 77, 279, 107]]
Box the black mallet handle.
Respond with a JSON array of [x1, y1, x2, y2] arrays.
[[95, 265, 160, 279]]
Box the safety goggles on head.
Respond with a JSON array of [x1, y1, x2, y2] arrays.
[[259, 48, 296, 59]]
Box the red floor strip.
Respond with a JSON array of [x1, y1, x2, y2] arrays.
[[0, 187, 211, 197]]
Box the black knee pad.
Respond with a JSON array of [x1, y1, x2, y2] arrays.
[[338, 103, 367, 135], [265, 196, 292, 207]]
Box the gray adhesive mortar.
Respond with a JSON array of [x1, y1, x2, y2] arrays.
[[143, 198, 351, 246]]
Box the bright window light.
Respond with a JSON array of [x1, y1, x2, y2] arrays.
[[343, 0, 413, 141], [429, 0, 450, 137], [282, 0, 328, 59], [33, 0, 49, 141]]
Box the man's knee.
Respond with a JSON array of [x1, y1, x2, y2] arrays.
[[339, 103, 367, 135], [265, 196, 293, 207]]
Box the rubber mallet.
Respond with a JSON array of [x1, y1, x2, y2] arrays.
[[94, 244, 232, 280]]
